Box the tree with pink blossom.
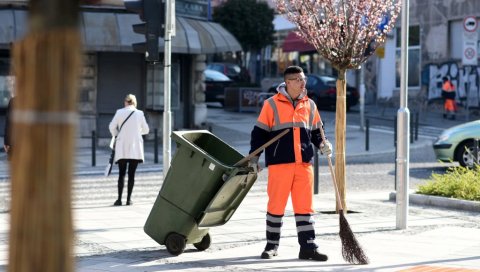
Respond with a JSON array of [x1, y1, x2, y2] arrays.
[[274, 0, 402, 211]]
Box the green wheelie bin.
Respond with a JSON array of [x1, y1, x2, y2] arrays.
[[144, 130, 257, 256]]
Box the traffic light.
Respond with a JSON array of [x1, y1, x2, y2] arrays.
[[124, 0, 165, 62]]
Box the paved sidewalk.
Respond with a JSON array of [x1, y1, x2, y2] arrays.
[[1, 189, 478, 271]]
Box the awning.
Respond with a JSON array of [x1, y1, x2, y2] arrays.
[[282, 31, 315, 53], [0, 9, 242, 54]]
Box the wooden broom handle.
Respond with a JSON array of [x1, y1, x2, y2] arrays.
[[234, 129, 290, 167], [318, 122, 344, 211]]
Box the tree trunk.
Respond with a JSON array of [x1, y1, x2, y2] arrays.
[[8, 1, 81, 271], [335, 69, 347, 212]]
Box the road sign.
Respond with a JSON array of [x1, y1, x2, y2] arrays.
[[462, 16, 478, 66], [463, 16, 478, 32]]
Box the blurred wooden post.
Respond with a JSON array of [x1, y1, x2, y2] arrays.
[[8, 1, 81, 272], [335, 70, 347, 212]]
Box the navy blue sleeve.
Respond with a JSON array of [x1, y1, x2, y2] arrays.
[[249, 125, 270, 157], [310, 126, 325, 149]]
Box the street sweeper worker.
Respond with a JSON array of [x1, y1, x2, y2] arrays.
[[441, 76, 456, 120], [249, 65, 332, 261]]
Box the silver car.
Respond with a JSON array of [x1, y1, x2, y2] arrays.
[[433, 120, 480, 167]]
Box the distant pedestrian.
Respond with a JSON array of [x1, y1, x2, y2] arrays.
[[441, 76, 456, 120], [109, 94, 149, 206], [249, 66, 332, 261]]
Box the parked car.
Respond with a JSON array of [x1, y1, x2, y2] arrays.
[[433, 120, 480, 167], [268, 74, 359, 111], [207, 62, 242, 81], [204, 69, 233, 105]]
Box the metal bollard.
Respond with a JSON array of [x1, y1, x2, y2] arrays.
[[394, 116, 397, 147], [91, 130, 96, 167], [410, 114, 414, 143], [415, 112, 419, 141], [394, 117, 397, 190], [365, 119, 369, 151], [154, 128, 158, 164], [314, 147, 319, 194]]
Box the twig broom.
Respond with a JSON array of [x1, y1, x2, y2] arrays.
[[319, 123, 369, 265]]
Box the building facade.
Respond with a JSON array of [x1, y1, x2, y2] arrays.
[[0, 0, 241, 143], [268, 0, 480, 111], [371, 0, 480, 111]]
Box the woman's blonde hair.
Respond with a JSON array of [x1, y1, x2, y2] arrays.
[[125, 94, 137, 107]]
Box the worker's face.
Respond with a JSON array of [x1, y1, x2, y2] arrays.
[[285, 72, 306, 100]]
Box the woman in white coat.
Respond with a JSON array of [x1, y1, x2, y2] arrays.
[[109, 94, 149, 206]]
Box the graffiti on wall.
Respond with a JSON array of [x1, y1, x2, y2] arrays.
[[424, 62, 480, 107]]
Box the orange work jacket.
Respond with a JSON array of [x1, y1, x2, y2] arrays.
[[250, 90, 324, 166]]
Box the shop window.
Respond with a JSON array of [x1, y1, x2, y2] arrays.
[[395, 25, 421, 88]]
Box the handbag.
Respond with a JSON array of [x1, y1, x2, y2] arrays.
[[104, 111, 136, 176]]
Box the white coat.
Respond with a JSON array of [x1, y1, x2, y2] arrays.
[[109, 105, 150, 163]]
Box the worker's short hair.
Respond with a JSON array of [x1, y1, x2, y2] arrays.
[[284, 66, 303, 78]]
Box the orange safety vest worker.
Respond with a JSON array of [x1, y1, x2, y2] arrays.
[[250, 82, 326, 252], [442, 80, 456, 112]]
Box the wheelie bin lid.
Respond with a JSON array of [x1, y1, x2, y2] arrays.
[[171, 130, 245, 168]]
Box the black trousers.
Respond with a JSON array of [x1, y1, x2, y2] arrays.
[[117, 159, 140, 201]]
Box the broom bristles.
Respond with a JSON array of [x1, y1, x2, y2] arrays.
[[339, 211, 369, 265]]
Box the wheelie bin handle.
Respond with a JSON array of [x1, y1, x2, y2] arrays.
[[233, 128, 290, 167]]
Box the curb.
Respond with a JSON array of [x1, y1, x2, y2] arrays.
[[389, 192, 480, 213]]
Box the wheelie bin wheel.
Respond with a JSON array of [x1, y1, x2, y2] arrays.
[[193, 233, 211, 251], [165, 233, 186, 256]]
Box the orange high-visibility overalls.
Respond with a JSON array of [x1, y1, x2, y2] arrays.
[[442, 80, 456, 112], [250, 85, 325, 250]]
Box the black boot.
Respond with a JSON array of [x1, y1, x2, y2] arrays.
[[113, 199, 122, 206], [299, 248, 328, 261]]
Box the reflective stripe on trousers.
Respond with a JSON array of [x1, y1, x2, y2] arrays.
[[265, 212, 283, 250], [295, 214, 317, 249]]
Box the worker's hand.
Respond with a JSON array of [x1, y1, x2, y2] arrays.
[[248, 156, 261, 173], [320, 140, 333, 156], [3, 145, 9, 153]]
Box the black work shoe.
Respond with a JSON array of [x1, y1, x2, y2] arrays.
[[261, 249, 278, 259], [126, 199, 133, 206], [113, 199, 122, 206], [299, 248, 328, 261]]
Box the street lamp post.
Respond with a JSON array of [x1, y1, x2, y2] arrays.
[[163, 0, 174, 178], [396, 0, 410, 230]]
